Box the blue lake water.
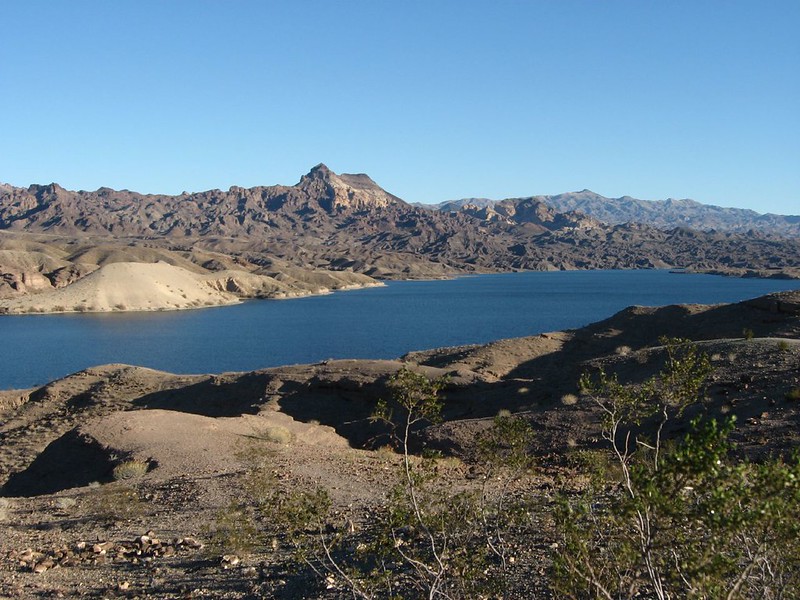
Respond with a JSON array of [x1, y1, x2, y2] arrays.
[[2, 270, 800, 390]]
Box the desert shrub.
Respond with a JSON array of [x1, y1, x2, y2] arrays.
[[786, 387, 800, 401], [206, 501, 260, 557], [236, 442, 277, 509], [112, 459, 149, 481], [553, 338, 800, 599], [205, 432, 282, 558], [743, 327, 755, 340], [475, 409, 536, 571], [564, 448, 619, 489], [268, 367, 535, 599], [374, 444, 396, 462], [777, 339, 790, 352]]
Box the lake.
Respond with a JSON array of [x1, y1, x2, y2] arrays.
[[2, 270, 800, 390]]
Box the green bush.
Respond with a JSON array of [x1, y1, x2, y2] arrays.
[[206, 501, 260, 557], [553, 339, 800, 599]]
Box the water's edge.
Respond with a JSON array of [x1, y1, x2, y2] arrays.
[[2, 270, 799, 390]]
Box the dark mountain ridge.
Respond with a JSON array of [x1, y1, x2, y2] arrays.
[[1, 165, 798, 279]]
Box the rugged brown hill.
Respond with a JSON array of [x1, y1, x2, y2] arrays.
[[0, 164, 405, 237], [2, 165, 799, 280]]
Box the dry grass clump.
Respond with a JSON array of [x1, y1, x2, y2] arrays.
[[258, 426, 293, 445], [434, 454, 465, 471], [112, 459, 149, 481], [615, 345, 632, 356], [375, 444, 397, 459], [561, 393, 579, 406], [55, 497, 78, 511]]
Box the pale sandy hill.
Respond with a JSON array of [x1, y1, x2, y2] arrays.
[[0, 261, 240, 314], [66, 245, 207, 273]]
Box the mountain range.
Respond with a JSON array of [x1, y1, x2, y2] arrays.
[[1, 165, 798, 288], [434, 190, 800, 236]]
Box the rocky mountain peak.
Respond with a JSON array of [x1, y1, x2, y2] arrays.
[[296, 164, 403, 212], [300, 163, 335, 182]]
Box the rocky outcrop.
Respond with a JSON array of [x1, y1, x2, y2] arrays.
[[0, 270, 52, 295]]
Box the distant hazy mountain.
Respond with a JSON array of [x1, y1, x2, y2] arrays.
[[433, 191, 800, 236], [2, 166, 798, 280]]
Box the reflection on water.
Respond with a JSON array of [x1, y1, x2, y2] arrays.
[[3, 270, 799, 389]]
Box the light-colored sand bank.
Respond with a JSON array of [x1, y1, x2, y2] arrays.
[[0, 262, 240, 313], [0, 260, 384, 315]]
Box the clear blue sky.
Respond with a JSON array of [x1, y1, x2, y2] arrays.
[[1, 1, 798, 214]]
